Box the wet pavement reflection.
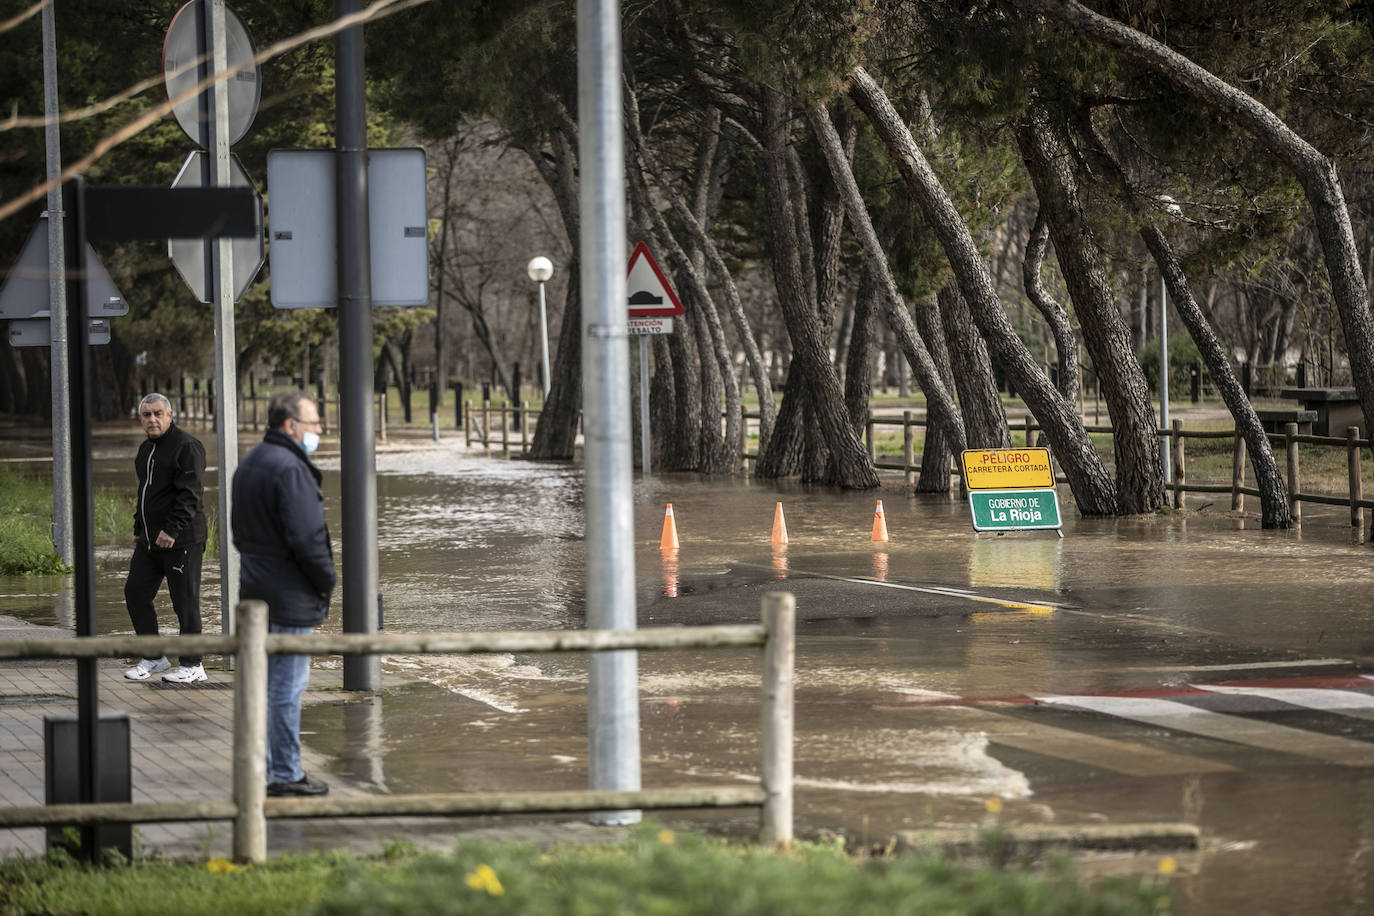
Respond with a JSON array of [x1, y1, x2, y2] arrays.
[[6, 426, 1374, 913]]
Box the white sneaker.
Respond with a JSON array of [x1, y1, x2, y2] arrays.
[[124, 657, 170, 680], [161, 664, 208, 684]]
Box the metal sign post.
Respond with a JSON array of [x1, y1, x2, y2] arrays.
[[579, 0, 640, 825], [62, 179, 258, 864], [336, 0, 380, 692], [624, 243, 683, 475], [206, 0, 242, 643], [162, 0, 262, 648], [42, 1, 71, 566]]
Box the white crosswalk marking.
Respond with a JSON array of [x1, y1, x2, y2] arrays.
[[1194, 685, 1374, 721], [940, 706, 1235, 776], [1034, 695, 1374, 767]]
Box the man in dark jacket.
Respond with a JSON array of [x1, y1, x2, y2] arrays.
[[232, 391, 334, 797], [123, 393, 209, 684]]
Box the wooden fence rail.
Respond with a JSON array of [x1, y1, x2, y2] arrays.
[[0, 596, 796, 861], [739, 411, 1374, 531], [226, 394, 1373, 530]]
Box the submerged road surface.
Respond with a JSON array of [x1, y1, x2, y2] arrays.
[[4, 428, 1374, 913]]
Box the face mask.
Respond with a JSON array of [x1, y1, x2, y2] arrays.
[[302, 431, 320, 456]]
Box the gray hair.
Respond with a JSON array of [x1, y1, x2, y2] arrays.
[[138, 393, 173, 414], [268, 390, 316, 430]]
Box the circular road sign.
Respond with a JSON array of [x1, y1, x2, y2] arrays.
[[162, 1, 261, 147]]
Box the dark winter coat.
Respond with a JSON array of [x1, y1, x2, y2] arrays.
[[231, 429, 335, 627], [133, 423, 207, 548]]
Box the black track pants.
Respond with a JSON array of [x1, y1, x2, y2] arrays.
[[124, 541, 205, 666]]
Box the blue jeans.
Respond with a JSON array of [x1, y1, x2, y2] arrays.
[[266, 624, 313, 784]]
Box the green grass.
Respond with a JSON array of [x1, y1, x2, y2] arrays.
[[0, 465, 133, 575], [0, 825, 1170, 916]]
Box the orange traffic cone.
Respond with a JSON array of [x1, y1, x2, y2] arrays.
[[871, 499, 889, 542], [660, 503, 680, 551], [771, 501, 789, 545]]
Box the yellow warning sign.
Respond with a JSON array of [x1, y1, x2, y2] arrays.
[[961, 447, 1055, 490]]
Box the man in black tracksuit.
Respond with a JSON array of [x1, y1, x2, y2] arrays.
[[122, 392, 209, 684]]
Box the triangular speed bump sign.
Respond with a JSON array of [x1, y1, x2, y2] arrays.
[[0, 215, 128, 319], [626, 242, 684, 317]]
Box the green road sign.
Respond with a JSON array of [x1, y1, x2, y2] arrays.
[[968, 488, 1062, 532]]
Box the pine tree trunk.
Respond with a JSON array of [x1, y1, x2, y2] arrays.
[[663, 311, 703, 470], [755, 367, 806, 477], [845, 265, 879, 430], [1023, 207, 1080, 403], [849, 66, 1115, 513], [1073, 117, 1292, 526], [807, 103, 967, 456], [528, 129, 582, 460], [937, 280, 1009, 449], [1023, 0, 1374, 438], [912, 293, 956, 494], [1017, 109, 1164, 514], [629, 95, 770, 456], [625, 144, 740, 473], [529, 255, 582, 459], [762, 87, 878, 488], [1144, 225, 1292, 526], [648, 336, 678, 470]]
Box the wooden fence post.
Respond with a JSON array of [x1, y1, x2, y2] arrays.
[[521, 401, 530, 453], [464, 400, 472, 447], [1348, 426, 1362, 531], [1286, 421, 1300, 523], [1172, 419, 1185, 509], [502, 402, 511, 457], [232, 601, 268, 863], [902, 411, 914, 485], [760, 591, 795, 849], [1231, 433, 1246, 512]]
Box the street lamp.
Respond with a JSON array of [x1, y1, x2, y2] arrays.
[[527, 256, 553, 399]]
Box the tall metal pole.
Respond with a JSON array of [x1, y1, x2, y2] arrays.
[[578, 0, 641, 825], [62, 178, 100, 864], [205, 0, 240, 643], [42, 1, 72, 567], [538, 280, 551, 399], [1160, 275, 1171, 483], [336, 0, 379, 691]]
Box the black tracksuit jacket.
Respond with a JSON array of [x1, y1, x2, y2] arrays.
[[133, 423, 207, 547]]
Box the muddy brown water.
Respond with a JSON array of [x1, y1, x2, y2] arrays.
[[5, 426, 1374, 913]]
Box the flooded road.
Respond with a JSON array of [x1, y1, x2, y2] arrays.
[[5, 425, 1374, 913]]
